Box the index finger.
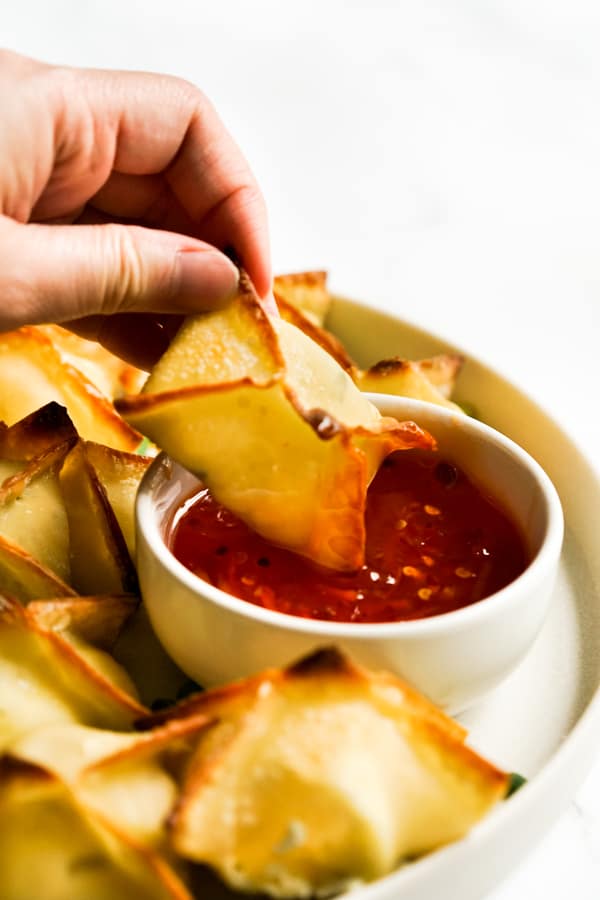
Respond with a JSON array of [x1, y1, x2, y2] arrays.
[[72, 67, 271, 297]]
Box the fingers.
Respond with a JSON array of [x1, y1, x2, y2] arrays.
[[43, 66, 272, 298], [68, 313, 184, 371], [89, 172, 201, 238], [0, 215, 239, 330]]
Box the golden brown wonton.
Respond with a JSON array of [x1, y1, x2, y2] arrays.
[[0, 327, 142, 450], [275, 273, 464, 410], [273, 271, 332, 326], [141, 647, 508, 898], [0, 594, 145, 745], [118, 275, 434, 571], [0, 408, 77, 602], [37, 325, 147, 399], [357, 357, 463, 410], [0, 757, 192, 900], [0, 271, 510, 900], [0, 404, 151, 601]]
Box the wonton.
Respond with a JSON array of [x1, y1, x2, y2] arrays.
[[0, 404, 151, 601], [119, 275, 434, 571], [0, 757, 192, 900], [142, 647, 508, 898], [0, 328, 141, 451], [0, 595, 145, 746], [275, 273, 464, 411]]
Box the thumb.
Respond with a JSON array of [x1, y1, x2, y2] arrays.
[[0, 217, 240, 329]]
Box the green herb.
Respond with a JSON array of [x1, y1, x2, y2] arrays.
[[135, 436, 152, 456], [505, 772, 527, 798], [458, 401, 479, 419]]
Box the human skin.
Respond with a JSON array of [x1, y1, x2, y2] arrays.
[[0, 50, 273, 368]]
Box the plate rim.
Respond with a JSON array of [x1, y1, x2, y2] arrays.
[[324, 293, 600, 900]]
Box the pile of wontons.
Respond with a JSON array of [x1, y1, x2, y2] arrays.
[[0, 273, 510, 900]]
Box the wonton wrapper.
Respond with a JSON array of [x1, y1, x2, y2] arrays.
[[273, 271, 331, 326], [357, 357, 463, 411], [0, 757, 192, 900], [60, 441, 139, 595], [0, 595, 146, 747], [119, 275, 433, 571], [37, 325, 147, 400], [142, 647, 508, 899], [275, 272, 464, 410], [0, 400, 78, 461], [0, 327, 141, 450], [277, 294, 356, 373], [10, 714, 211, 848], [0, 433, 76, 602], [0, 404, 147, 600], [82, 442, 152, 559], [27, 594, 139, 652]]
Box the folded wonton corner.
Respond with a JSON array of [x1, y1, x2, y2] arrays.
[[118, 274, 434, 571], [139, 646, 509, 898], [274, 272, 465, 412], [0, 327, 142, 451], [273, 270, 331, 327], [0, 594, 147, 746], [0, 756, 193, 900]]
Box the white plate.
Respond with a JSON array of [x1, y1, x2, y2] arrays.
[[317, 295, 600, 900]]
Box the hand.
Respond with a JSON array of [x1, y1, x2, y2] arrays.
[[0, 50, 273, 367]]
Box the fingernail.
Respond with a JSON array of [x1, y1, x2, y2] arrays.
[[175, 248, 239, 310], [262, 291, 280, 317]]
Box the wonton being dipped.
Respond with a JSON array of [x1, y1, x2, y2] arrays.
[[118, 275, 433, 571]]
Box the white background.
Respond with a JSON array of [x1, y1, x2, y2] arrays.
[[3, 2, 600, 897]]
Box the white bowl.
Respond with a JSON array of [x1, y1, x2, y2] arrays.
[[135, 396, 564, 712]]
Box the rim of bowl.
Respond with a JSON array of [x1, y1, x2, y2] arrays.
[[136, 396, 564, 639]]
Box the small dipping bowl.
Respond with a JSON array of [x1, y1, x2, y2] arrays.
[[135, 396, 564, 712]]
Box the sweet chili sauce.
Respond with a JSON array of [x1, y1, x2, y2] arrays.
[[169, 449, 529, 624]]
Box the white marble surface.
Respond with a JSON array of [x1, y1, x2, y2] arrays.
[[3, 1, 600, 896]]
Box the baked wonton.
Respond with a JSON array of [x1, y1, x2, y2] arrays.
[[273, 271, 331, 326], [119, 275, 433, 571], [59, 441, 139, 595], [274, 274, 464, 411], [37, 325, 147, 400], [0, 403, 152, 600], [141, 647, 508, 899], [0, 595, 146, 746], [9, 714, 211, 848], [0, 757, 192, 900], [0, 327, 141, 450], [0, 429, 76, 602], [356, 357, 463, 411]]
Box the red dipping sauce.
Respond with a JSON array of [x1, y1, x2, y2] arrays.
[[169, 449, 529, 624]]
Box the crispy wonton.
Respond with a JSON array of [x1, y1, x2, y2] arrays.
[[357, 357, 463, 411], [0, 428, 76, 602], [9, 714, 211, 848], [276, 272, 464, 410], [118, 275, 434, 571], [0, 595, 145, 746], [141, 647, 508, 898], [273, 271, 331, 326], [0, 404, 151, 600], [59, 441, 139, 595], [37, 325, 147, 400], [0, 327, 141, 450], [0, 757, 192, 900]]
